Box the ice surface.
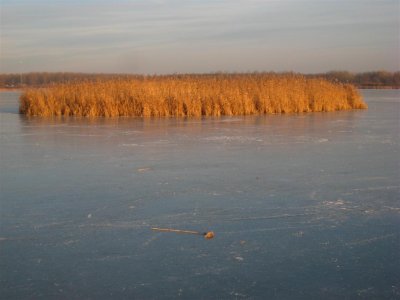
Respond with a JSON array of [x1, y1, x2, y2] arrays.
[[0, 90, 399, 299]]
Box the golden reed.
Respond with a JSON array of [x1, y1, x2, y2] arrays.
[[19, 73, 367, 117]]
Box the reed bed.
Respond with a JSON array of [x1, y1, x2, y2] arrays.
[[19, 73, 367, 117]]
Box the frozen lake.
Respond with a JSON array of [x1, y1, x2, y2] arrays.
[[0, 90, 399, 299]]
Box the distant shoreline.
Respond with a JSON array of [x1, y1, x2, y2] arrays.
[[357, 86, 400, 89], [2, 86, 400, 93], [1, 86, 399, 92], [1, 70, 399, 90], [0, 88, 22, 92], [0, 85, 400, 92]]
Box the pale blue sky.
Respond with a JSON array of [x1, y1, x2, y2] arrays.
[[1, 0, 399, 74]]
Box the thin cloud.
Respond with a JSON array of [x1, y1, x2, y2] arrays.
[[1, 0, 398, 73]]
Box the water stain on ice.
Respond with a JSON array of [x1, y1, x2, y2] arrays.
[[316, 138, 329, 143], [120, 143, 142, 147], [346, 233, 396, 247], [137, 167, 152, 172]]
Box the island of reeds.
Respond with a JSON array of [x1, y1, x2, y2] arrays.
[[19, 73, 367, 117]]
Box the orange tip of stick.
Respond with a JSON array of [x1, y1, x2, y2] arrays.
[[204, 231, 215, 239]]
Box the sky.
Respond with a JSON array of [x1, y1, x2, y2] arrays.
[[0, 0, 399, 74]]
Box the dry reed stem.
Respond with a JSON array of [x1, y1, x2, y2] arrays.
[[19, 73, 367, 117]]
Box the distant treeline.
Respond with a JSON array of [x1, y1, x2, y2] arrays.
[[0, 72, 138, 88], [314, 71, 400, 88], [1, 71, 399, 89], [20, 73, 367, 117]]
